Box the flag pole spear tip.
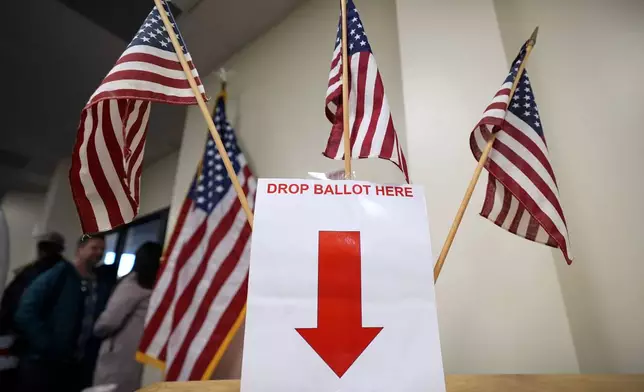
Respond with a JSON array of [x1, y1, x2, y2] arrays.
[[218, 67, 228, 83], [218, 68, 228, 92], [528, 26, 539, 46]]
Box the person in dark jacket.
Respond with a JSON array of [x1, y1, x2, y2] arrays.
[[0, 231, 66, 331], [0, 231, 66, 391], [13, 235, 111, 392]]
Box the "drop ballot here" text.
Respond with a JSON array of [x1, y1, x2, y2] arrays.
[[266, 182, 414, 198]]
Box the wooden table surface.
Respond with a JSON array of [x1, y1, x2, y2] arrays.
[[140, 374, 644, 391]]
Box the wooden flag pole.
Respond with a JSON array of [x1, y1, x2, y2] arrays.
[[433, 27, 539, 282], [153, 0, 254, 228], [340, 0, 352, 179]]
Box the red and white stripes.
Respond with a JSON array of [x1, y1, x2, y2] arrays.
[[470, 81, 572, 263], [139, 165, 256, 380], [323, 29, 409, 182]]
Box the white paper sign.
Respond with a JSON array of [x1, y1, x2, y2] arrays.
[[241, 179, 445, 392]]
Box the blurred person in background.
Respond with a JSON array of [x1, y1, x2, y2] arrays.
[[92, 242, 162, 392], [13, 235, 111, 392], [0, 231, 66, 391], [1, 232, 66, 327]]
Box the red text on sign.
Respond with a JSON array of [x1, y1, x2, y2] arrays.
[[375, 185, 413, 197], [265, 182, 413, 198], [267, 183, 309, 194], [313, 183, 371, 196]]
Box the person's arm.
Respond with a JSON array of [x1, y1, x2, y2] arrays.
[[13, 265, 63, 354], [0, 267, 32, 328], [94, 279, 143, 338]]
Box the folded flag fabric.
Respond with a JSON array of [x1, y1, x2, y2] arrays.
[[70, 0, 207, 234], [323, 0, 409, 183], [470, 41, 572, 264]]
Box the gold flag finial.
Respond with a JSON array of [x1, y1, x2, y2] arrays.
[[528, 26, 539, 47], [218, 67, 228, 91], [218, 67, 228, 83]]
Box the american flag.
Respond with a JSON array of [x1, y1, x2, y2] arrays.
[[323, 0, 409, 183], [470, 41, 572, 264], [70, 0, 207, 234], [138, 94, 255, 380]]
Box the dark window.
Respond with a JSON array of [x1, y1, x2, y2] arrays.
[[97, 208, 168, 283]]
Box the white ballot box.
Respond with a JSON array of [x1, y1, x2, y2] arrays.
[[241, 179, 445, 392]]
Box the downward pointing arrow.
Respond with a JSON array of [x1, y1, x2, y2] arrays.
[[296, 231, 382, 378]]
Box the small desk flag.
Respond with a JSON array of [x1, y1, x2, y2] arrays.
[[470, 41, 573, 264], [323, 0, 409, 183], [70, 0, 207, 234]]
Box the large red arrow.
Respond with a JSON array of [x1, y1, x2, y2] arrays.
[[296, 231, 383, 378]]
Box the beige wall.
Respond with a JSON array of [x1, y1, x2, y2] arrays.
[[40, 159, 82, 260], [139, 152, 180, 216], [495, 0, 644, 373], [395, 0, 578, 373], [1, 192, 45, 284]]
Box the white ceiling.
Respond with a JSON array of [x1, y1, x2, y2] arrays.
[[1, 0, 305, 199]]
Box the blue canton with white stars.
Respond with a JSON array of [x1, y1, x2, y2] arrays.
[[505, 44, 543, 137], [334, 0, 372, 55], [128, 0, 189, 54], [190, 97, 243, 213]]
